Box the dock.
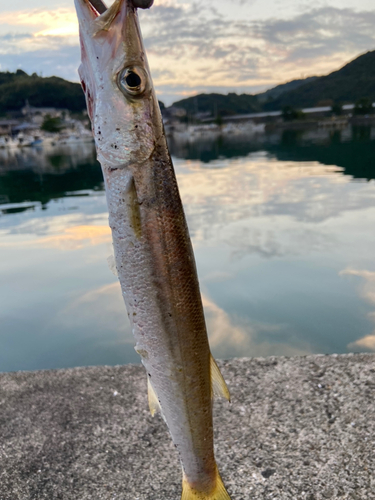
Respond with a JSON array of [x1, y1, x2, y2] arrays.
[[1, 353, 373, 499]]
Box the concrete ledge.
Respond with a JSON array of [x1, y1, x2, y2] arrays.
[[0, 354, 374, 499]]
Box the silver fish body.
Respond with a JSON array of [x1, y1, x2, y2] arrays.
[[75, 1, 231, 498]]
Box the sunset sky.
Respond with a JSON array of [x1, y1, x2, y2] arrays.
[[0, 0, 375, 104]]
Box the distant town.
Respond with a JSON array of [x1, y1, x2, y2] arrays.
[[1, 49, 375, 149]]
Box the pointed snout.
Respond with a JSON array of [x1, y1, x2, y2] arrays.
[[74, 0, 100, 25]]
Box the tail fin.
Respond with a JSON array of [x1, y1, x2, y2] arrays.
[[181, 471, 231, 500]]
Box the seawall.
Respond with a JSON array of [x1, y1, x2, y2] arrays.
[[1, 353, 374, 499]]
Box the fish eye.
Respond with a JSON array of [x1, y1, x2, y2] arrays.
[[118, 66, 147, 97]]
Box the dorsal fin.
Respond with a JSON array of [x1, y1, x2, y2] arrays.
[[210, 355, 230, 402]]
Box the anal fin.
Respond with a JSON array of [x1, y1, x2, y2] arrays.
[[147, 376, 161, 417], [210, 355, 230, 402]]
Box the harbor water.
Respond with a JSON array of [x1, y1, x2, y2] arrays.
[[1, 126, 375, 372]]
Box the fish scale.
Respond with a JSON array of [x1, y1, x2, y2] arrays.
[[74, 0, 232, 498]]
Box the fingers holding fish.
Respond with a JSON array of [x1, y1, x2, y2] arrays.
[[87, 0, 154, 14], [131, 0, 154, 8]]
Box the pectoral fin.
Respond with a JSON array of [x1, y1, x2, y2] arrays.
[[147, 376, 161, 417], [107, 254, 118, 277], [210, 355, 230, 402]]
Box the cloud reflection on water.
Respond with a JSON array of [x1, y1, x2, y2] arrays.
[[341, 268, 375, 352], [1, 132, 375, 370], [0, 224, 111, 250], [202, 293, 312, 359]]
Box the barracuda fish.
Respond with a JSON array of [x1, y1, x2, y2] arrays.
[[74, 1, 232, 498]]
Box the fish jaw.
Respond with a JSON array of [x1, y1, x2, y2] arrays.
[[75, 0, 160, 169]]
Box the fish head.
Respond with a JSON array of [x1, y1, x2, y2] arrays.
[[75, 0, 162, 169]]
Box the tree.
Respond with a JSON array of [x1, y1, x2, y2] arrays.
[[331, 102, 342, 116], [215, 113, 223, 126], [354, 97, 373, 115], [41, 115, 64, 133], [282, 106, 305, 121]]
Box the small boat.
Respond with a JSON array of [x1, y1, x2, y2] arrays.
[[0, 136, 18, 149]]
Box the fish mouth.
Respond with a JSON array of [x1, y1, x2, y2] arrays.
[[75, 0, 146, 78], [75, 0, 129, 30], [75, 0, 157, 137]]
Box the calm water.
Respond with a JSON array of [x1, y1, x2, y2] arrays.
[[1, 127, 375, 372]]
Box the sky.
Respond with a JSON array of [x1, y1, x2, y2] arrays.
[[0, 0, 375, 105]]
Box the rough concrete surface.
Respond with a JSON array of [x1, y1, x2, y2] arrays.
[[0, 354, 374, 499]]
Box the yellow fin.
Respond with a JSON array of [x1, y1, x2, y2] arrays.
[[147, 376, 160, 417], [210, 355, 230, 402], [182, 471, 231, 500]]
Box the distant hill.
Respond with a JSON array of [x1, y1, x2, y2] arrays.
[[171, 93, 261, 117], [170, 78, 319, 116], [3, 49, 375, 118], [0, 70, 85, 114], [256, 76, 318, 103], [264, 50, 375, 110]]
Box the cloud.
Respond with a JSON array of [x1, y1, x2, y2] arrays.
[[340, 268, 375, 304], [253, 7, 375, 66], [35, 225, 111, 250], [202, 293, 312, 358], [1, 3, 375, 102], [348, 334, 375, 352], [56, 282, 133, 339], [138, 4, 375, 101], [0, 8, 78, 36], [0, 225, 111, 250], [341, 268, 375, 352], [0, 42, 81, 81]]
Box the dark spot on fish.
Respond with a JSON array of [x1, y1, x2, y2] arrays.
[[168, 313, 172, 317], [148, 373, 151, 378], [135, 125, 138, 128], [116, 128, 120, 131], [96, 56, 99, 59]]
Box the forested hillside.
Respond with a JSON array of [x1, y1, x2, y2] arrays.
[[263, 50, 375, 110], [0, 70, 85, 114], [172, 93, 261, 117], [2, 49, 375, 117]]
